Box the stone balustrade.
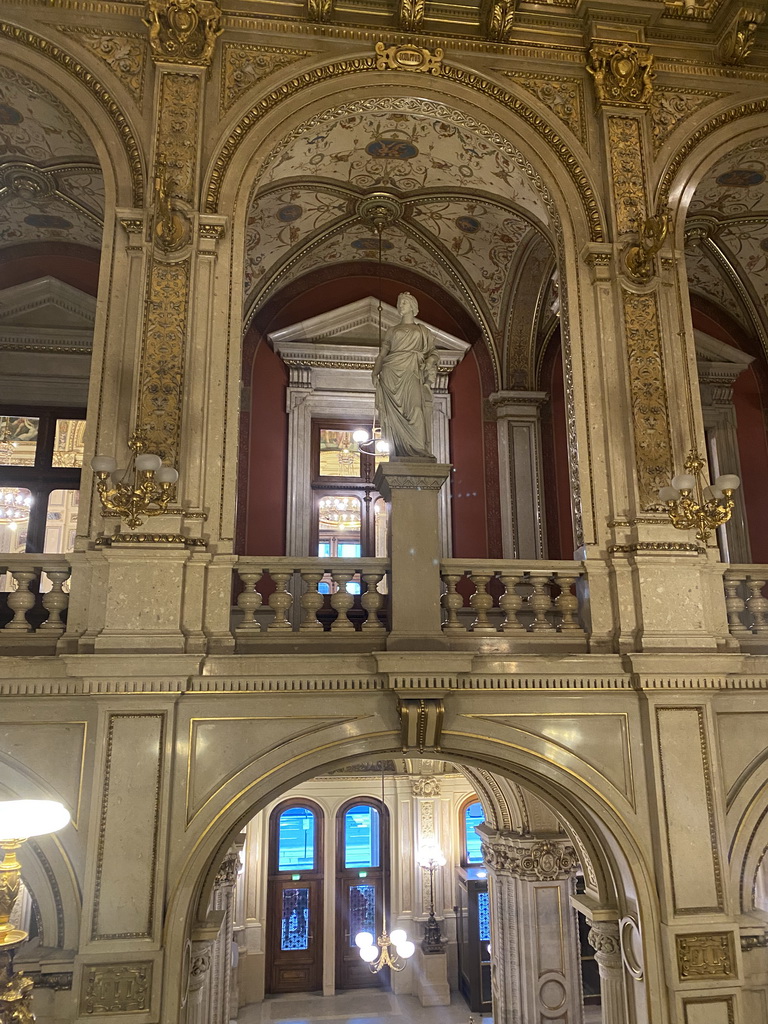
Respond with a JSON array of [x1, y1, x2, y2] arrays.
[[724, 566, 768, 650], [0, 555, 72, 641], [234, 557, 389, 642], [440, 559, 587, 646]]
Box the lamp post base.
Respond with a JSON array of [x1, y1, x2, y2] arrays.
[[421, 913, 445, 953]]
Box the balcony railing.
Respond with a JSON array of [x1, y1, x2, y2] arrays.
[[724, 566, 768, 649], [0, 556, 71, 644]]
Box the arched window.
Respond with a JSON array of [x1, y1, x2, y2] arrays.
[[461, 796, 485, 865], [267, 801, 324, 993], [336, 798, 388, 989]]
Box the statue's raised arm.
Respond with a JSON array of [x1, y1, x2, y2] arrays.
[[373, 293, 437, 460]]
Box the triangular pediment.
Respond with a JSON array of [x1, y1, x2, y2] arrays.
[[0, 277, 96, 331], [268, 297, 470, 354], [695, 329, 754, 368]]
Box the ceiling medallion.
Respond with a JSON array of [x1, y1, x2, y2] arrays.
[[357, 192, 402, 232]]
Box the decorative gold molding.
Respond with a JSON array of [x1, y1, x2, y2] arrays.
[[95, 533, 207, 545], [374, 41, 442, 74], [58, 27, 147, 102], [0, 22, 144, 206], [608, 542, 702, 553], [398, 698, 444, 752], [204, 58, 605, 241], [622, 291, 673, 509], [717, 7, 766, 65], [676, 932, 736, 980], [398, 0, 424, 34], [587, 42, 654, 109], [144, 0, 222, 66], [220, 42, 311, 114], [500, 70, 585, 145], [608, 116, 646, 236], [487, 0, 515, 44], [306, 0, 332, 21], [650, 88, 723, 155], [80, 962, 152, 1014]]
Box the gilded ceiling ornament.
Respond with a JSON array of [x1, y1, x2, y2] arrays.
[[58, 29, 147, 102], [501, 71, 585, 145], [607, 116, 647, 236], [398, 0, 425, 33], [153, 157, 189, 253], [487, 0, 515, 44], [221, 44, 311, 114], [143, 0, 223, 66], [717, 6, 766, 65], [587, 42, 654, 108], [307, 0, 333, 22], [650, 89, 722, 155], [622, 290, 674, 509], [374, 42, 443, 74]]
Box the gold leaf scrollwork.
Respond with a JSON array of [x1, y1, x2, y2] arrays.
[[144, 0, 223, 66], [307, 0, 333, 22], [398, 0, 425, 33], [622, 290, 674, 509], [221, 44, 312, 114], [717, 7, 766, 65], [624, 211, 670, 283], [487, 0, 516, 43], [59, 29, 147, 102], [375, 42, 443, 75], [608, 116, 647, 236], [153, 158, 189, 253], [587, 42, 654, 108], [80, 963, 152, 1014], [676, 933, 736, 980]]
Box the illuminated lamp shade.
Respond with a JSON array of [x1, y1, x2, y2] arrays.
[[715, 474, 740, 491], [395, 940, 415, 959], [355, 932, 374, 949], [360, 945, 378, 963], [389, 929, 407, 946], [352, 429, 370, 443], [0, 800, 70, 842], [135, 454, 162, 472], [156, 466, 179, 484], [658, 486, 680, 502]]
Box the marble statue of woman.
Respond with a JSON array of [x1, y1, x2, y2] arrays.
[[372, 292, 439, 459]]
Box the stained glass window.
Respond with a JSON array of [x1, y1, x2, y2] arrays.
[[281, 888, 310, 951], [348, 884, 376, 945], [344, 805, 380, 868], [478, 890, 490, 942], [465, 801, 485, 864], [278, 806, 316, 871]]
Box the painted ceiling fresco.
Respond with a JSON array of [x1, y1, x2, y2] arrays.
[[260, 102, 549, 224], [0, 64, 103, 251], [686, 137, 768, 346]]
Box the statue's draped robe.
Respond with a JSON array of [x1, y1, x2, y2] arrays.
[[376, 322, 437, 458]]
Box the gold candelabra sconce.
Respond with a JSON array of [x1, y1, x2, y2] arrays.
[[659, 448, 740, 544], [354, 925, 415, 973], [91, 428, 179, 529], [625, 211, 670, 282]]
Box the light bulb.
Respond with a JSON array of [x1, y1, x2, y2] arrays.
[[0, 800, 70, 842], [352, 429, 369, 443], [396, 941, 415, 959], [715, 474, 740, 491], [390, 929, 407, 945], [91, 455, 117, 474], [658, 486, 680, 502], [360, 945, 378, 963], [355, 932, 374, 949]]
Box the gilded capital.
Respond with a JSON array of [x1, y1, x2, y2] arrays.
[[587, 43, 654, 108], [144, 0, 223, 66]]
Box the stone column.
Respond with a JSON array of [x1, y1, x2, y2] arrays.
[[576, 39, 731, 652], [490, 391, 548, 559], [586, 921, 624, 1024], [374, 459, 451, 649], [479, 827, 583, 1024], [208, 851, 239, 1024], [185, 939, 213, 1024]]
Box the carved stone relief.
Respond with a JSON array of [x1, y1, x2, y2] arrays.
[[588, 42, 654, 108], [59, 29, 147, 102], [144, 0, 222, 66], [481, 834, 579, 880], [676, 932, 736, 980], [650, 89, 723, 154], [607, 116, 647, 235], [220, 43, 311, 113], [80, 963, 152, 1014], [501, 71, 586, 145]]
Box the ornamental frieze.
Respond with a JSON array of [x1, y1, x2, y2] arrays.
[[221, 44, 312, 113], [481, 836, 579, 880], [58, 28, 147, 102], [144, 0, 223, 66]]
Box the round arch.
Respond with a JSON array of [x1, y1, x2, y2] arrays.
[[160, 716, 665, 1024]]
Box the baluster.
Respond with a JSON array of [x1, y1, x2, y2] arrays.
[[299, 571, 324, 630], [527, 572, 556, 632], [236, 571, 265, 631], [724, 572, 750, 637], [330, 571, 355, 632], [469, 572, 497, 634], [746, 576, 768, 636], [498, 572, 526, 632], [4, 569, 38, 632], [554, 574, 581, 632], [39, 568, 70, 632], [441, 573, 466, 632], [267, 571, 293, 631], [361, 572, 385, 631]]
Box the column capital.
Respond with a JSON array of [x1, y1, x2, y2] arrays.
[[587, 919, 622, 970], [373, 459, 451, 499], [478, 827, 579, 881], [188, 939, 213, 1002], [488, 391, 549, 419]]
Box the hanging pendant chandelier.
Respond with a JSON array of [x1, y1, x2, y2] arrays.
[[354, 926, 415, 972], [0, 490, 32, 528]]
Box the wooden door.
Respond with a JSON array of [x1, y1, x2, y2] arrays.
[[336, 876, 387, 989], [267, 878, 323, 993]]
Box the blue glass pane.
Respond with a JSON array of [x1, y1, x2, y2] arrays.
[[278, 807, 315, 871], [344, 804, 380, 868], [465, 801, 485, 864], [318, 542, 331, 557], [345, 581, 361, 594], [281, 888, 310, 950], [338, 543, 361, 558], [477, 890, 490, 942], [349, 884, 376, 945]]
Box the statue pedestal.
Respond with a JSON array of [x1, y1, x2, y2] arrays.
[[374, 459, 451, 650], [414, 947, 450, 1006]]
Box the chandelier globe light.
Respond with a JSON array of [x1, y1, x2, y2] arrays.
[[659, 448, 740, 544], [0, 490, 32, 528], [354, 926, 415, 972], [91, 427, 179, 529]]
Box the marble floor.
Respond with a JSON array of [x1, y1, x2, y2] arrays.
[[237, 991, 602, 1024]]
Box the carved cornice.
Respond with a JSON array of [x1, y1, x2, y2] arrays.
[[717, 7, 766, 66], [480, 831, 579, 880]]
